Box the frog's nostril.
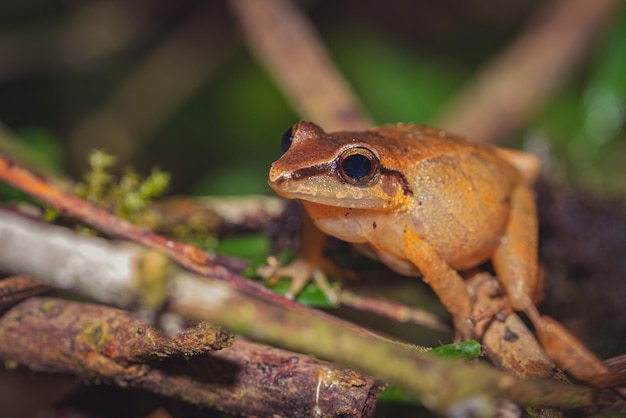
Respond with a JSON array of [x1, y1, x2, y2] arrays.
[[268, 164, 287, 185], [268, 166, 279, 183]]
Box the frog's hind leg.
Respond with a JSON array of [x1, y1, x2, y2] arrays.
[[402, 230, 473, 340], [492, 184, 541, 308], [492, 184, 611, 385]]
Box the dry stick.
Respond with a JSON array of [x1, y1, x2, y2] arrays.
[[0, 210, 594, 413], [0, 297, 381, 418], [0, 275, 52, 311], [340, 290, 450, 333], [229, 0, 371, 132], [149, 195, 287, 235], [437, 0, 620, 144]]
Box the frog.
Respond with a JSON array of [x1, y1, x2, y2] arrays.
[[267, 120, 618, 387]]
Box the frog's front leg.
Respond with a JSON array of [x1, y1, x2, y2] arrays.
[[402, 230, 473, 339], [492, 184, 611, 385], [259, 213, 340, 303]]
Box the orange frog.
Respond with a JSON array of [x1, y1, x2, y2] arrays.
[[268, 120, 620, 387]]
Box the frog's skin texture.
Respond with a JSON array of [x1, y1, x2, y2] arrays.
[[268, 121, 617, 387]]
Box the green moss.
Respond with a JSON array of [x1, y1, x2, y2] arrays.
[[82, 322, 108, 351], [38, 299, 59, 314], [74, 150, 171, 230]]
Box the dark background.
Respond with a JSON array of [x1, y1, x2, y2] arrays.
[[1, 0, 624, 197]]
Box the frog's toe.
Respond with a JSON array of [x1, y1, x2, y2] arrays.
[[257, 256, 340, 305]]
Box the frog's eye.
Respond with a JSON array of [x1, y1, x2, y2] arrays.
[[338, 147, 380, 186], [281, 126, 294, 153]]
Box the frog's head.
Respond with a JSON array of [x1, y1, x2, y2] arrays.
[[268, 121, 413, 210]]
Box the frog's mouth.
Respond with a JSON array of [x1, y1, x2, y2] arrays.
[[268, 165, 409, 210]]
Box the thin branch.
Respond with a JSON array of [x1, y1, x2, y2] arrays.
[[0, 275, 52, 311], [340, 290, 450, 333], [229, 0, 371, 131], [437, 0, 620, 143], [149, 195, 287, 235]]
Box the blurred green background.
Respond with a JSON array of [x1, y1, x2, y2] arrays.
[[0, 0, 624, 198]]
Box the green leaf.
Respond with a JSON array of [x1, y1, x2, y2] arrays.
[[378, 341, 481, 404], [268, 279, 337, 308], [377, 385, 421, 404], [431, 340, 481, 360], [215, 234, 272, 261]]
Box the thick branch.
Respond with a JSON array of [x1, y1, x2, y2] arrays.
[[0, 297, 381, 417]]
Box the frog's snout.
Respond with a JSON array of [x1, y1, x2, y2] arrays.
[[268, 163, 284, 185]]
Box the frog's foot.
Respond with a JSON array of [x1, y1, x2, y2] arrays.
[[512, 297, 615, 386], [257, 256, 341, 305], [531, 313, 612, 386]]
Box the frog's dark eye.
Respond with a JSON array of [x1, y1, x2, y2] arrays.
[[338, 147, 380, 186], [281, 126, 294, 153]]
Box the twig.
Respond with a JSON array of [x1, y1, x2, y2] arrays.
[[0, 210, 595, 413], [0, 297, 381, 417], [437, 0, 620, 144], [0, 275, 52, 310], [340, 290, 450, 333], [0, 123, 73, 190], [149, 195, 287, 235], [229, 0, 371, 131]]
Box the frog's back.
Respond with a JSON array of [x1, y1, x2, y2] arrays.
[[370, 123, 540, 183], [368, 123, 523, 270]]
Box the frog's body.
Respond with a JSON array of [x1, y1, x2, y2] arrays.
[[277, 123, 521, 277], [268, 121, 619, 387]]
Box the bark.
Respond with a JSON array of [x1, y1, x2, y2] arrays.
[[0, 297, 382, 418]]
